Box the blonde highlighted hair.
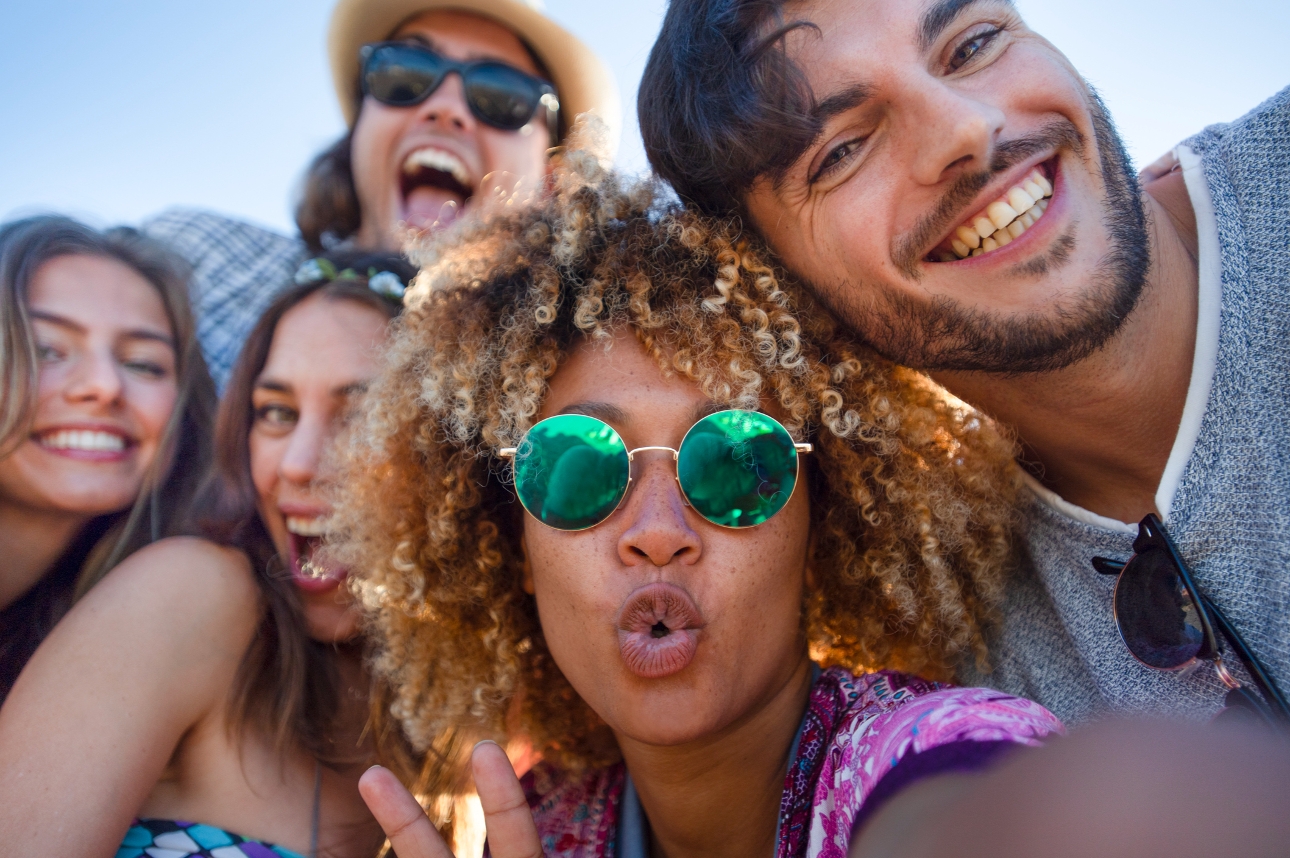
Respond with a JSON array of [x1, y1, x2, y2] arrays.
[[332, 150, 1022, 786]]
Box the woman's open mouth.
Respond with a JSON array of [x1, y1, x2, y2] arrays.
[[616, 582, 704, 679], [400, 147, 474, 230], [286, 515, 346, 593]]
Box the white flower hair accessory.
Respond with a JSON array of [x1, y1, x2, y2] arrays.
[[293, 257, 407, 303]]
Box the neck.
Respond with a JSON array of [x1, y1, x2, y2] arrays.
[[329, 644, 375, 770], [617, 656, 812, 858], [933, 169, 1201, 523], [0, 497, 92, 611]]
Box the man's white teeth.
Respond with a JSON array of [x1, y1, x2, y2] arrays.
[[39, 430, 126, 452], [949, 168, 1054, 259], [402, 148, 470, 187], [286, 516, 327, 537]]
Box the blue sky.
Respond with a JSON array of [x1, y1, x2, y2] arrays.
[[2, 1, 1286, 234]]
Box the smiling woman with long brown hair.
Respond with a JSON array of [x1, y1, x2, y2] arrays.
[[0, 215, 215, 702], [0, 252, 412, 858]]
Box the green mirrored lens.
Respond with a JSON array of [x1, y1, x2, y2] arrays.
[[512, 414, 629, 530], [677, 410, 798, 527]]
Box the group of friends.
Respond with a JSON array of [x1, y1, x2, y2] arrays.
[[1, 0, 1288, 856]]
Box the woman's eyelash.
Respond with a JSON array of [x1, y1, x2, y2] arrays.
[[255, 403, 298, 424], [124, 360, 167, 378]]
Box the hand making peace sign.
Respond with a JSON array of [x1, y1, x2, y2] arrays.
[[358, 741, 544, 858]]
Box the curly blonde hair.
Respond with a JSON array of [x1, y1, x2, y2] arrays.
[[331, 150, 1021, 779]]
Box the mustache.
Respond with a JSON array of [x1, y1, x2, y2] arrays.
[[893, 119, 1087, 278]]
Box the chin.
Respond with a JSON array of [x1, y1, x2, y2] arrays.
[[598, 678, 729, 748], [303, 601, 361, 644], [46, 482, 141, 517]]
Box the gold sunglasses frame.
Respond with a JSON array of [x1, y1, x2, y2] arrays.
[[499, 410, 813, 532]]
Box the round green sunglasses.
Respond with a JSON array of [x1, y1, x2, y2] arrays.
[[499, 409, 813, 531]]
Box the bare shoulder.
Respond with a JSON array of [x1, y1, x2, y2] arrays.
[[92, 536, 258, 608], [71, 536, 263, 656]]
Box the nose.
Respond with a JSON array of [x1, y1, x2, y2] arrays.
[[63, 348, 124, 408], [617, 454, 703, 568], [414, 71, 474, 133], [278, 413, 329, 486], [903, 78, 1005, 185]]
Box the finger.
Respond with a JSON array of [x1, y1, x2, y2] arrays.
[[472, 740, 544, 858], [358, 765, 455, 858]]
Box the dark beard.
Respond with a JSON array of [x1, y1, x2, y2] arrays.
[[824, 86, 1151, 374]]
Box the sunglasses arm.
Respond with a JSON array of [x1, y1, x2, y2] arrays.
[[1206, 600, 1290, 722]]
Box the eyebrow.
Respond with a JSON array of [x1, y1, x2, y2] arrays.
[[919, 0, 1010, 51], [810, 82, 875, 125], [253, 379, 371, 397], [29, 309, 175, 347], [691, 401, 726, 422], [254, 379, 292, 395], [557, 401, 630, 425]]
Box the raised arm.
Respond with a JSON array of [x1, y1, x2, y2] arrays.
[[0, 537, 261, 858]]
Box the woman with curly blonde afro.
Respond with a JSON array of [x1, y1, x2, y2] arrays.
[[337, 149, 1063, 858]]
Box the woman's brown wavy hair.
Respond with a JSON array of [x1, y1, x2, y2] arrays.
[[331, 148, 1022, 781]]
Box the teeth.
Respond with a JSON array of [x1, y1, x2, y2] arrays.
[[954, 225, 981, 250], [402, 148, 470, 187], [286, 516, 327, 537], [39, 429, 126, 452], [1006, 187, 1035, 213], [986, 201, 1020, 230], [944, 167, 1054, 259]]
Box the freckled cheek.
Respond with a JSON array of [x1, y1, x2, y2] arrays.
[[524, 528, 621, 664]]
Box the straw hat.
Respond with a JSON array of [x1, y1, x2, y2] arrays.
[[328, 0, 620, 154]]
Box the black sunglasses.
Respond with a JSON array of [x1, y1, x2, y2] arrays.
[[360, 42, 560, 142], [1093, 514, 1290, 726]]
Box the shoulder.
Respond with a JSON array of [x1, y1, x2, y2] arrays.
[[77, 536, 261, 648], [831, 669, 1063, 765], [2, 538, 263, 748], [798, 670, 1063, 856], [520, 761, 624, 857]]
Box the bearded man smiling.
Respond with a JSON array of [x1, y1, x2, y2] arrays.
[[641, 0, 1290, 726]]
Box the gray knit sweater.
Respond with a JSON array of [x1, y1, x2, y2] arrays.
[[961, 87, 1290, 726]]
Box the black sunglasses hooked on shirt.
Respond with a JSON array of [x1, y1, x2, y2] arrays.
[[360, 42, 560, 142], [1093, 514, 1290, 727]]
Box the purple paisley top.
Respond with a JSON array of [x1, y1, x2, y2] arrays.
[[513, 667, 1063, 858]]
